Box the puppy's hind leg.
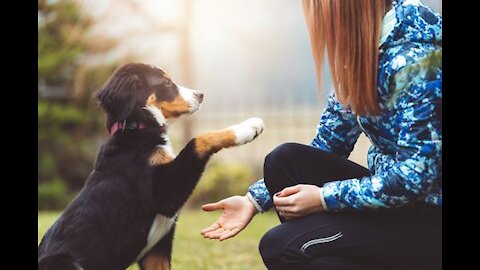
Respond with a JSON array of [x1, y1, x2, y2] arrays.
[[139, 225, 175, 270]]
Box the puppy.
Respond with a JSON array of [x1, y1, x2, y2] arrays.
[[38, 63, 264, 270]]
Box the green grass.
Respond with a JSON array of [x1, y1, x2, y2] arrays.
[[38, 209, 280, 270]]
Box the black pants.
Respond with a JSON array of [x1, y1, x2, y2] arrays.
[[259, 143, 442, 270]]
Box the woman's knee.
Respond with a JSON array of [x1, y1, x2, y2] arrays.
[[259, 226, 288, 269], [263, 143, 300, 183]]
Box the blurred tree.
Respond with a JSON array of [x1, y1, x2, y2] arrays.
[[38, 0, 90, 99], [38, 0, 118, 208]]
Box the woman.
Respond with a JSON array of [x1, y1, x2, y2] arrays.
[[201, 0, 442, 269]]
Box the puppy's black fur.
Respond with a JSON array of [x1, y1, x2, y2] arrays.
[[38, 63, 213, 270]]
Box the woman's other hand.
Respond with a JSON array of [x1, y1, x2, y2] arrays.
[[273, 184, 325, 220], [201, 195, 258, 241]]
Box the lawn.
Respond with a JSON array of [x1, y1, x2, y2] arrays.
[[38, 209, 280, 269]]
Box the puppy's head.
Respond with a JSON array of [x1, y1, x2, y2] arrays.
[[95, 63, 203, 128]]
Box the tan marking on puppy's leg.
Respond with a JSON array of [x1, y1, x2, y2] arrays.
[[194, 130, 237, 159], [140, 253, 170, 270], [149, 148, 174, 166]]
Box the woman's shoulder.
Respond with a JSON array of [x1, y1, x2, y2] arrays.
[[382, 43, 439, 74], [384, 45, 441, 83], [379, 48, 441, 109], [381, 51, 441, 113]]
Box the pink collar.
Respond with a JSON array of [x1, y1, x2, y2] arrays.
[[109, 121, 147, 136]]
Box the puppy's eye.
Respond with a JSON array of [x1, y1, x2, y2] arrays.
[[164, 80, 173, 87]]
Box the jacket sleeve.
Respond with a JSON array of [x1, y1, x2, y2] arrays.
[[321, 80, 442, 210], [246, 90, 362, 212], [310, 90, 362, 158], [246, 178, 271, 212]]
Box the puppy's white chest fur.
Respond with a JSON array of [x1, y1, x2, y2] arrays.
[[136, 141, 177, 261], [136, 214, 176, 261]]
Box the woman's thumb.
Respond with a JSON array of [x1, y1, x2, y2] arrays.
[[202, 201, 223, 211], [276, 185, 302, 197]]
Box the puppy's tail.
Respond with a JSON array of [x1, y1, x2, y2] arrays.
[[38, 253, 83, 270]]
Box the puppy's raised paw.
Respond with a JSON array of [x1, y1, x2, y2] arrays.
[[229, 117, 264, 145]]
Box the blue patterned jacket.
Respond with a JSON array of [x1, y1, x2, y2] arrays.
[[247, 0, 442, 212]]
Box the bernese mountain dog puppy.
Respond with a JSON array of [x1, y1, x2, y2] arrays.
[[38, 63, 264, 270]]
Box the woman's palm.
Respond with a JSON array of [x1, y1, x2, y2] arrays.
[[201, 195, 257, 241]]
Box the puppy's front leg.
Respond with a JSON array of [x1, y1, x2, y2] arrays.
[[194, 117, 264, 159], [151, 117, 264, 217]]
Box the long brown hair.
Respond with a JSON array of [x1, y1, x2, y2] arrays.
[[302, 0, 390, 115]]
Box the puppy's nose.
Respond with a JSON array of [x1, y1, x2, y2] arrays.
[[195, 91, 204, 102]]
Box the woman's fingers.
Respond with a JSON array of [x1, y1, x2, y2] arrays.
[[273, 192, 300, 207], [202, 201, 224, 211], [273, 195, 291, 206], [204, 227, 241, 241], [203, 227, 226, 239], [219, 228, 241, 241], [201, 222, 221, 235], [273, 185, 303, 206], [276, 202, 303, 220]]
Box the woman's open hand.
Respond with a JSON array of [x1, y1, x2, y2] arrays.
[[273, 184, 325, 220], [201, 195, 258, 241]]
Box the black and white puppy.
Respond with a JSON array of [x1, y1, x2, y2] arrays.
[[38, 63, 264, 270]]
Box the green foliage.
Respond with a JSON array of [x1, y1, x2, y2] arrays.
[[38, 99, 106, 199], [38, 101, 85, 124], [37, 0, 118, 199], [38, 0, 99, 194], [75, 64, 119, 106], [38, 178, 74, 210], [187, 162, 255, 207], [38, 0, 91, 87]]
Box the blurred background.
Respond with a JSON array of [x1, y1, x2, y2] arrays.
[[38, 0, 441, 268]]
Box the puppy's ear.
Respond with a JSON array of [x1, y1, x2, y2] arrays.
[[95, 72, 145, 121]]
